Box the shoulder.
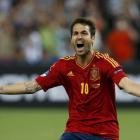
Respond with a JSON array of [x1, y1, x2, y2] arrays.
[[51, 55, 75, 69], [57, 55, 75, 64], [95, 51, 120, 68], [60, 55, 75, 61]]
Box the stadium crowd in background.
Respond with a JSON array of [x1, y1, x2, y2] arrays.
[[0, 0, 140, 66]]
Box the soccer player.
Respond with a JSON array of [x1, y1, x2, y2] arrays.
[[0, 18, 140, 140]]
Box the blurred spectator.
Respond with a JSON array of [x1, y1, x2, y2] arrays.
[[0, 0, 12, 15], [0, 0, 139, 69], [11, 0, 37, 31], [105, 17, 138, 65], [125, 0, 140, 60], [64, 0, 85, 22], [92, 16, 106, 51], [0, 14, 16, 65], [54, 17, 71, 57], [38, 15, 59, 65], [106, 0, 124, 17], [18, 26, 43, 65]]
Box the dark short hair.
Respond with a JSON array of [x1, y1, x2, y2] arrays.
[[70, 17, 96, 37]]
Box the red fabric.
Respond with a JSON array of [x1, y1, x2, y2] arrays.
[[106, 30, 135, 63], [36, 52, 127, 140]]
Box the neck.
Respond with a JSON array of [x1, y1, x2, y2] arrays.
[[76, 51, 94, 67]]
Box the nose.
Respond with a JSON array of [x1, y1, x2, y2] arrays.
[[77, 33, 82, 39]]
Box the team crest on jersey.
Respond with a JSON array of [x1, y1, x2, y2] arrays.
[[90, 66, 100, 81]]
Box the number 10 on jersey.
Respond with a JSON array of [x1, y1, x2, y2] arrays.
[[81, 82, 89, 94]]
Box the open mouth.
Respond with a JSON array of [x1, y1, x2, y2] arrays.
[[76, 44, 84, 48]]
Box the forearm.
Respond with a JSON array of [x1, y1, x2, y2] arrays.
[[0, 80, 41, 94], [124, 82, 140, 97], [119, 77, 140, 97]]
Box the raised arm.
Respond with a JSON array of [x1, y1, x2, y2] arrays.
[[0, 80, 42, 94], [119, 77, 140, 97]]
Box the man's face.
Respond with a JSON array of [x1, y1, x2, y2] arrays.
[[71, 23, 94, 56]]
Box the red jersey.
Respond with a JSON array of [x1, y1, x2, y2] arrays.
[[35, 51, 127, 140]]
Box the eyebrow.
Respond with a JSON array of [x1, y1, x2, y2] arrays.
[[73, 30, 89, 34], [81, 30, 88, 33]]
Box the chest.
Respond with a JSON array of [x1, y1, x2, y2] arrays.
[[64, 64, 103, 92]]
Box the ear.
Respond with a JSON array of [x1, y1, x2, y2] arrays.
[[91, 36, 95, 42], [91, 35, 95, 40], [91, 36, 95, 46]]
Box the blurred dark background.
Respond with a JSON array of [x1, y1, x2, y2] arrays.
[[0, 0, 140, 68]]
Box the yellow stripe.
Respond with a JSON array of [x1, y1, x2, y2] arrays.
[[110, 59, 119, 67], [95, 52, 119, 68], [95, 53, 104, 58], [104, 57, 116, 68], [104, 55, 119, 68], [104, 54, 119, 67], [95, 54, 100, 59]]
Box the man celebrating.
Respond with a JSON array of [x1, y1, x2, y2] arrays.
[[0, 18, 140, 140]]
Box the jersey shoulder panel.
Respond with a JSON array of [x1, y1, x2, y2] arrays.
[[60, 55, 75, 61], [95, 51, 120, 68], [52, 56, 75, 73], [52, 55, 75, 67]]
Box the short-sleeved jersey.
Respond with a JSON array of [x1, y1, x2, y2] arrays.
[[35, 51, 127, 140]]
